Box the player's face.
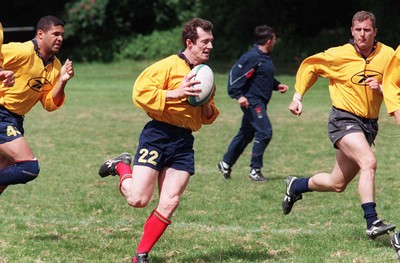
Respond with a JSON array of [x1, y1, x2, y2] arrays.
[[39, 25, 65, 55], [351, 19, 376, 52], [189, 28, 214, 64]]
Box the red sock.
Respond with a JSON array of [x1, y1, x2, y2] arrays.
[[116, 162, 132, 177], [136, 210, 171, 254], [116, 163, 132, 193]]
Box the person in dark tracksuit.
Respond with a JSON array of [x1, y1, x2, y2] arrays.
[[217, 25, 288, 182]]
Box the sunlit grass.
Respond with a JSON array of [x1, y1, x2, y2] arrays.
[[0, 60, 398, 262]]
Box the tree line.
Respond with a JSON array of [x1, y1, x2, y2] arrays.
[[3, 0, 400, 69]]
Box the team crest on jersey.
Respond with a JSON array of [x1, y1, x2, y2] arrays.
[[350, 70, 382, 86], [28, 77, 51, 93]]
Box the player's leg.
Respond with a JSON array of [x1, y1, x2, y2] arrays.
[[0, 137, 38, 193], [308, 148, 359, 192], [156, 168, 190, 217], [0, 155, 12, 194], [132, 168, 190, 263], [223, 114, 255, 164], [218, 109, 254, 179], [282, 108, 360, 214], [281, 134, 359, 215], [249, 104, 272, 181], [335, 132, 395, 238], [281, 149, 358, 215], [121, 165, 158, 207], [0, 107, 40, 194], [335, 132, 375, 201], [99, 156, 159, 207]]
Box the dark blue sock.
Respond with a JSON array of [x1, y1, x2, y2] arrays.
[[361, 202, 377, 229], [291, 177, 312, 195], [0, 161, 39, 185]]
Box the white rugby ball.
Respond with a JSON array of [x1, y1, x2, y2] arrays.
[[187, 64, 215, 106]]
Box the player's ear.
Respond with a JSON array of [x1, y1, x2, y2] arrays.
[[36, 29, 44, 39], [186, 39, 194, 49]]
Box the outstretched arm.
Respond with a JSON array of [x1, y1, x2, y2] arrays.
[[52, 59, 74, 105]]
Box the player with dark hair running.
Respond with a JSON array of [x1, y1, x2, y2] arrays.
[[98, 18, 219, 263], [281, 10, 396, 239], [217, 24, 288, 182], [0, 15, 74, 195]]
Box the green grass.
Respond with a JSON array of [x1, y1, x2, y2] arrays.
[[0, 60, 399, 262]]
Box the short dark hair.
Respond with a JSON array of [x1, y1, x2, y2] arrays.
[[36, 15, 64, 33], [254, 25, 274, 45], [352, 11, 376, 28], [182, 18, 213, 48]]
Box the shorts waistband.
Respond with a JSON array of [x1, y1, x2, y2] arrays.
[[149, 119, 192, 134], [0, 105, 23, 119], [332, 106, 378, 122]]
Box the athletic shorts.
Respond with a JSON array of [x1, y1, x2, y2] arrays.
[[0, 106, 24, 144], [133, 120, 195, 175], [328, 107, 378, 148]]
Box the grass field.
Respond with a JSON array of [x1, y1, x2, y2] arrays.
[[0, 60, 399, 262]]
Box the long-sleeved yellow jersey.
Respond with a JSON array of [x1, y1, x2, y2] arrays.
[[295, 42, 394, 119], [0, 23, 3, 69], [0, 40, 65, 115], [133, 54, 219, 132], [382, 45, 400, 115]]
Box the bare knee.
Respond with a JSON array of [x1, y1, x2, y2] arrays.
[[331, 182, 347, 193], [359, 158, 377, 175], [126, 195, 151, 208]]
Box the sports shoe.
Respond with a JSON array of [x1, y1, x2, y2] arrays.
[[132, 252, 149, 263], [98, 153, 132, 178], [217, 161, 232, 179], [281, 176, 302, 215], [391, 232, 400, 261], [366, 219, 396, 239], [249, 169, 267, 182]]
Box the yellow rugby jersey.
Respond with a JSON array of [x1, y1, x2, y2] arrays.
[[0, 23, 3, 69], [382, 45, 400, 115], [295, 42, 394, 119], [0, 40, 65, 115], [133, 54, 219, 132]]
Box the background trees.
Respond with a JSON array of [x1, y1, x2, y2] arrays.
[[3, 0, 400, 69]]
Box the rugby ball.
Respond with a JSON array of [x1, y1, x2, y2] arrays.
[[187, 64, 215, 106]]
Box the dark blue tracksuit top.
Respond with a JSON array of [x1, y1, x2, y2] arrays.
[[227, 44, 280, 104]]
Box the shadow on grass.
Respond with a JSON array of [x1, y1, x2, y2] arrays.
[[151, 248, 289, 263]]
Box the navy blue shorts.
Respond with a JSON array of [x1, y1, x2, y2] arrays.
[[133, 120, 195, 175], [0, 106, 24, 144]]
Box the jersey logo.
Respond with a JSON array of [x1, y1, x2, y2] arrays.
[[350, 70, 382, 86], [28, 77, 51, 93]]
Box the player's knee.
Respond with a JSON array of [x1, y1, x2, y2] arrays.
[[258, 130, 272, 140], [360, 160, 377, 173], [332, 182, 347, 193], [17, 160, 40, 183], [126, 195, 151, 208]]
